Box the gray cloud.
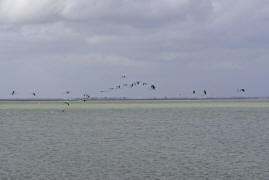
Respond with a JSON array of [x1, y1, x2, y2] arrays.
[[0, 0, 213, 23], [0, 0, 269, 98]]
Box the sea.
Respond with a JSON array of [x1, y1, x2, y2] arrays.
[[0, 99, 269, 180]]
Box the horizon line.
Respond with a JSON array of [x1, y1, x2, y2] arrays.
[[0, 97, 268, 102]]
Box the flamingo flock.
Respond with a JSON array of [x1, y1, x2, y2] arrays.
[[8, 74, 247, 110]]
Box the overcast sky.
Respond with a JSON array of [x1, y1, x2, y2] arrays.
[[0, 0, 268, 98]]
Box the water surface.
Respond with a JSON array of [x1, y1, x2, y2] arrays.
[[1, 100, 269, 179]]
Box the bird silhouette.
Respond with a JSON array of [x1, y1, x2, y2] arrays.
[[83, 94, 90, 98], [63, 91, 71, 95], [151, 85, 156, 90], [240, 89, 245, 93], [64, 101, 70, 106], [83, 94, 90, 102]]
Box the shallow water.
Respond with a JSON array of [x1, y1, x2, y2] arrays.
[[1, 100, 269, 179]]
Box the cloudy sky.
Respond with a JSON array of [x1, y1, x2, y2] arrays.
[[0, 0, 268, 98]]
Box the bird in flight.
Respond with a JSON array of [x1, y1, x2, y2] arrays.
[[203, 90, 207, 96], [82, 94, 90, 103], [11, 90, 15, 96], [151, 85, 156, 90], [239, 89, 245, 93], [193, 90, 196, 94], [83, 94, 90, 98]]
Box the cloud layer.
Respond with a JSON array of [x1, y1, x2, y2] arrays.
[[0, 0, 269, 98]]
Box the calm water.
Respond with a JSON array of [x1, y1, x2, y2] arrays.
[[0, 100, 269, 180]]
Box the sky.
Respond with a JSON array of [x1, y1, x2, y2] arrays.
[[0, 0, 269, 98]]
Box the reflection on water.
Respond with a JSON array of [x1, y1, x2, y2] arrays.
[[1, 100, 269, 179]]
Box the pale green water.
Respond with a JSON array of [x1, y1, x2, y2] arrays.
[[1, 99, 269, 109], [0, 100, 269, 179]]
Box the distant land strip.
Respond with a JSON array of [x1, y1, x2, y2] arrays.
[[0, 97, 268, 102]]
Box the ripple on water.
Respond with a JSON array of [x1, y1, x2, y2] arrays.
[[0, 100, 269, 179]]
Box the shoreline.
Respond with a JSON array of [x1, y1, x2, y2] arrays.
[[0, 97, 268, 102]]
